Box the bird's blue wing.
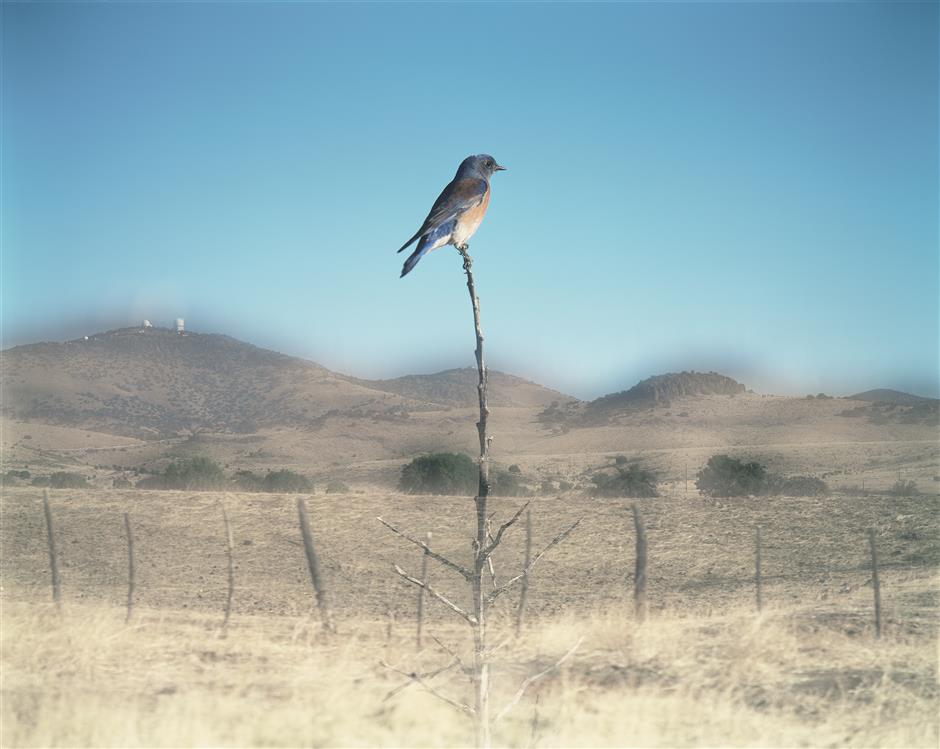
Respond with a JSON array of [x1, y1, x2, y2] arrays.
[[397, 177, 487, 253]]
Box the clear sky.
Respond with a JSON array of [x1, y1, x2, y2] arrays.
[[3, 1, 938, 399]]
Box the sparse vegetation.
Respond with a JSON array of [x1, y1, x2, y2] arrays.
[[260, 469, 313, 494], [137, 457, 226, 490], [890, 479, 919, 496], [490, 468, 528, 497], [697, 455, 829, 497], [696, 455, 767, 497], [4, 470, 30, 481], [326, 480, 350, 494], [591, 463, 658, 498], [764, 474, 829, 497], [30, 472, 91, 489], [398, 453, 477, 495], [234, 469, 314, 493]]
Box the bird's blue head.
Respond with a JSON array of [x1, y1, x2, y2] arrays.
[[456, 154, 506, 180]]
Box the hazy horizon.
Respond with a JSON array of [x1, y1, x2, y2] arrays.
[[3, 316, 936, 402], [3, 2, 938, 402]]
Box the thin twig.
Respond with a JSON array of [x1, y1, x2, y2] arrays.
[[482, 501, 529, 558], [487, 518, 582, 605], [393, 565, 478, 624], [380, 660, 476, 716], [494, 637, 584, 723], [382, 656, 460, 702], [378, 517, 472, 581]]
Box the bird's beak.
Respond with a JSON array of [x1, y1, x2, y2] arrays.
[[495, 164, 507, 171]]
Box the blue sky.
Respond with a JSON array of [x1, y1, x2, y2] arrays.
[[3, 1, 937, 399]]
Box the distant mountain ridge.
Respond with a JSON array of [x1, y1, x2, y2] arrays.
[[539, 371, 748, 426], [848, 389, 937, 406], [1, 327, 570, 437]]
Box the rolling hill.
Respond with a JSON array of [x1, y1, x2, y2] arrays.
[[0, 327, 571, 437]]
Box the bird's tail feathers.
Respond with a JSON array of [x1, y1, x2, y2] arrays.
[[400, 245, 430, 277], [399, 220, 454, 278]]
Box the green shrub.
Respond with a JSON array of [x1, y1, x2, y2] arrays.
[[399, 453, 477, 495], [696, 455, 766, 497], [890, 479, 919, 496], [326, 480, 350, 494], [112, 477, 133, 489], [614, 455, 628, 466], [138, 457, 226, 490], [591, 463, 658, 498], [491, 469, 527, 497], [261, 469, 313, 493], [31, 472, 91, 489], [5, 470, 30, 481], [508, 464, 522, 474]]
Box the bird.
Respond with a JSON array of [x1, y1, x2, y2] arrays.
[[397, 154, 506, 277]]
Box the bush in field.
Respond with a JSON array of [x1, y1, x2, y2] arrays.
[[491, 469, 527, 497], [5, 470, 30, 481], [138, 457, 226, 490], [261, 469, 313, 493], [399, 453, 477, 495], [112, 477, 133, 489], [591, 463, 658, 498], [890, 479, 919, 496], [696, 455, 766, 497], [31, 472, 91, 489], [326, 480, 350, 494]]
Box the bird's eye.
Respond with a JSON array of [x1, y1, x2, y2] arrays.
[[486, 160, 493, 168]]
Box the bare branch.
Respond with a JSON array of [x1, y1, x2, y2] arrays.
[[393, 565, 478, 625], [487, 518, 582, 605], [380, 659, 474, 715], [431, 635, 469, 673], [494, 637, 584, 724], [382, 656, 459, 702], [378, 517, 472, 581], [482, 501, 530, 558]]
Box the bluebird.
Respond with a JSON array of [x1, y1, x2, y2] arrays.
[[398, 154, 506, 277]]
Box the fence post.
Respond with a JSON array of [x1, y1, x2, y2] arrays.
[[755, 525, 763, 613], [416, 531, 431, 650], [515, 508, 533, 637], [222, 505, 235, 633], [868, 528, 882, 638], [297, 496, 336, 633], [42, 491, 61, 612], [633, 504, 647, 623], [124, 512, 135, 623]]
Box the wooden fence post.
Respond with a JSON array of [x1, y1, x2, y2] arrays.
[[222, 505, 235, 633], [868, 528, 881, 638], [515, 508, 532, 637], [42, 491, 61, 612], [297, 496, 335, 633], [633, 504, 647, 623], [124, 512, 135, 623], [417, 531, 431, 649], [755, 525, 763, 613]]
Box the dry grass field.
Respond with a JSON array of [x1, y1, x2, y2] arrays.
[[2, 331, 939, 746], [2, 485, 937, 747]]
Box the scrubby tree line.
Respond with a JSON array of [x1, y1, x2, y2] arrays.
[[397, 452, 835, 499]]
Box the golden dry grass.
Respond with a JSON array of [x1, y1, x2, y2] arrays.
[[2, 595, 936, 748], [1, 486, 937, 747]]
